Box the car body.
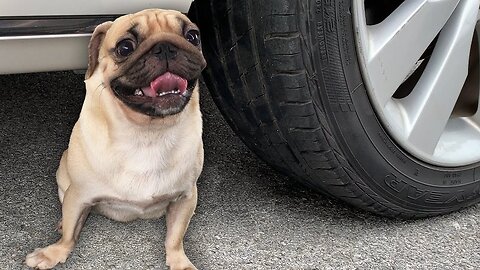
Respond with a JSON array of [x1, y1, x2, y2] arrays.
[[2, 0, 479, 217], [0, 0, 193, 74]]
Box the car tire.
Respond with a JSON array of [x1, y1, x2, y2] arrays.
[[189, 0, 480, 218]]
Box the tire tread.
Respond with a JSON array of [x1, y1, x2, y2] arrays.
[[190, 0, 457, 218]]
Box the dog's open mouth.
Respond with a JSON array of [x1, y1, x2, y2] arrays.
[[132, 72, 190, 98], [114, 72, 196, 99], [111, 72, 197, 117]]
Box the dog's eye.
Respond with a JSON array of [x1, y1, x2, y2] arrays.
[[116, 39, 136, 57], [185, 30, 201, 46]]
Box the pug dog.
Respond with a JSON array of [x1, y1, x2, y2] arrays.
[[25, 9, 206, 270]]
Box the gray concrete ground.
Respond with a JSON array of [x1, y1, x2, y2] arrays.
[[0, 72, 479, 270]]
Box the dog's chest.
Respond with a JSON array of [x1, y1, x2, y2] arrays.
[[91, 133, 199, 221]]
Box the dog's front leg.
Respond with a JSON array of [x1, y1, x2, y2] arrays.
[[165, 185, 198, 270], [25, 185, 92, 269]]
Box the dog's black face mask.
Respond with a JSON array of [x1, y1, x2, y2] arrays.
[[108, 22, 206, 118]]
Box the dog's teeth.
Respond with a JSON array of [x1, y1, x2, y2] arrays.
[[134, 89, 144, 96], [157, 89, 181, 97]]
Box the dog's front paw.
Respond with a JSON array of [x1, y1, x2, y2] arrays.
[[166, 253, 197, 270], [168, 262, 197, 270], [25, 244, 71, 269]]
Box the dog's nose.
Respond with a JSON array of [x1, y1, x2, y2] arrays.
[[152, 43, 178, 60]]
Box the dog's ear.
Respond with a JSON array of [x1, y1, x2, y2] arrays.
[[86, 21, 113, 79]]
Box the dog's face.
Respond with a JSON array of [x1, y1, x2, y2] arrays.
[[86, 9, 206, 117]]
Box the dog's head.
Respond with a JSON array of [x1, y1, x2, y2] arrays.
[[86, 9, 206, 118]]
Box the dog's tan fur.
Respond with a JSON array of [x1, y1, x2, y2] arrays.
[[25, 9, 204, 270]]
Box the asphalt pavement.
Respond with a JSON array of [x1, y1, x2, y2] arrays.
[[0, 72, 479, 269]]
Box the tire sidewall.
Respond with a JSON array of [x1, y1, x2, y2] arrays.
[[310, 0, 480, 211]]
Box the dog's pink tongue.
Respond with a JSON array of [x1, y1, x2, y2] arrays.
[[141, 72, 188, 98]]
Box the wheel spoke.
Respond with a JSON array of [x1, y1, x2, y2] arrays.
[[400, 0, 479, 155], [365, 0, 460, 107]]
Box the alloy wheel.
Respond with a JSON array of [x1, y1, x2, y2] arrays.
[[353, 0, 480, 166]]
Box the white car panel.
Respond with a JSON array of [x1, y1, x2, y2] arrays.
[[0, 0, 194, 74], [0, 34, 90, 74], [0, 0, 193, 16]]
